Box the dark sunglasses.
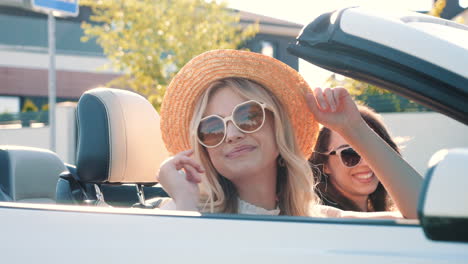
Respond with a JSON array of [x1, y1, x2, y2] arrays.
[[197, 100, 268, 148], [321, 146, 362, 168]]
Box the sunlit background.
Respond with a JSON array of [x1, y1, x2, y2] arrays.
[[227, 0, 434, 24], [227, 0, 435, 85]]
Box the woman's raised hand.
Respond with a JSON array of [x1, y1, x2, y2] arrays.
[[307, 87, 423, 218], [157, 149, 205, 211], [306, 87, 363, 134]]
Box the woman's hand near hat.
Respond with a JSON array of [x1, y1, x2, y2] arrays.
[[306, 87, 422, 219], [305, 87, 364, 135], [157, 149, 204, 211]]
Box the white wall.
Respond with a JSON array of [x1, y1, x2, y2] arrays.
[[0, 126, 50, 149], [381, 112, 468, 175], [0, 103, 77, 164], [0, 96, 20, 112], [0, 48, 116, 73], [55, 102, 77, 164]]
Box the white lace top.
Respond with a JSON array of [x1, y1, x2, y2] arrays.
[[159, 198, 335, 217], [238, 199, 280, 215]]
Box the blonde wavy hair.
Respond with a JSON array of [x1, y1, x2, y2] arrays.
[[189, 78, 319, 216]]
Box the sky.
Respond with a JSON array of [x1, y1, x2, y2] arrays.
[[227, 0, 435, 25], [225, 0, 436, 85]]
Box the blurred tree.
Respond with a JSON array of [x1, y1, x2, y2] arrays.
[[36, 104, 49, 124], [41, 104, 49, 111], [428, 0, 464, 24], [22, 99, 38, 112], [80, 0, 258, 109], [0, 112, 14, 122], [454, 15, 465, 24], [21, 99, 40, 127], [325, 74, 427, 112], [428, 0, 446, 17]]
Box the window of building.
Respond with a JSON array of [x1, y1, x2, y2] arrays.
[[0, 96, 20, 113], [260, 40, 276, 58]]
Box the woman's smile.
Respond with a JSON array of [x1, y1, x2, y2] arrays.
[[325, 131, 380, 201], [225, 144, 257, 159], [352, 171, 375, 184]]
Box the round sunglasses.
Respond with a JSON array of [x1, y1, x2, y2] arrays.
[[197, 100, 268, 148], [320, 146, 362, 168]]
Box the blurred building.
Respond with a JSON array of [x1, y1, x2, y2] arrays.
[[0, 6, 303, 112]]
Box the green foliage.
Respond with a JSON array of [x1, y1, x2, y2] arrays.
[[21, 99, 39, 112], [325, 74, 428, 112], [0, 112, 15, 122], [41, 104, 49, 111], [428, 0, 446, 17], [429, 0, 464, 24], [80, 0, 258, 109], [454, 16, 465, 25]]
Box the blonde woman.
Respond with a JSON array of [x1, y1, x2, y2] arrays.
[[157, 49, 422, 218]]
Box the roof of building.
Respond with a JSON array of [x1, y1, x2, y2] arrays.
[[237, 9, 303, 37]]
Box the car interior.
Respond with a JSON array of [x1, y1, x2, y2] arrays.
[[56, 88, 170, 208], [0, 146, 66, 203], [1, 88, 169, 208]]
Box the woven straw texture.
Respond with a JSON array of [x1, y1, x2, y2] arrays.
[[160, 49, 318, 157]]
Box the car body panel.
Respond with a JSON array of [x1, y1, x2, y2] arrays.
[[288, 7, 468, 124], [339, 8, 468, 78], [1, 202, 468, 264], [418, 149, 468, 243]]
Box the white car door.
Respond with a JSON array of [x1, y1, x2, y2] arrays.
[[1, 203, 467, 264]]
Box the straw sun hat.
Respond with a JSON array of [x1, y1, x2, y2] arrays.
[[160, 49, 319, 157]]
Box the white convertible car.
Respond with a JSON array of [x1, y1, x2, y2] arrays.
[[1, 7, 467, 263]]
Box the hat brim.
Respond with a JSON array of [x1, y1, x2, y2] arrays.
[[160, 49, 318, 157]]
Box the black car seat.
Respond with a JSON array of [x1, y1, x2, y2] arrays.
[[0, 146, 66, 203], [56, 88, 170, 208]]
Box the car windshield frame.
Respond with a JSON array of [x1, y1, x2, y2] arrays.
[[288, 7, 468, 124]]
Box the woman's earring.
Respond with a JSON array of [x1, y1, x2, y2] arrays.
[[277, 156, 286, 167]]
